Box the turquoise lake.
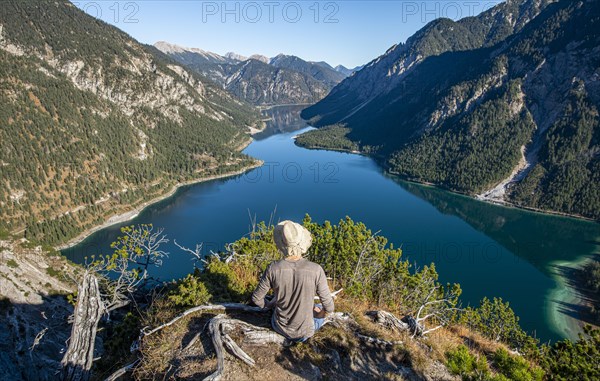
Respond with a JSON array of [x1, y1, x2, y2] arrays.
[[63, 106, 600, 343]]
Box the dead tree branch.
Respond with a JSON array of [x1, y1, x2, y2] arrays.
[[140, 303, 264, 337], [174, 240, 206, 265], [60, 272, 104, 381], [103, 359, 140, 381], [367, 310, 410, 332]]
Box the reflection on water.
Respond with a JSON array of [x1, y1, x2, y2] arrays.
[[62, 106, 600, 343], [396, 180, 600, 274], [391, 172, 600, 343], [253, 105, 310, 140]]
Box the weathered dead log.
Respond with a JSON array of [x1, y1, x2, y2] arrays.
[[200, 315, 287, 380], [204, 314, 227, 381], [325, 311, 351, 325], [242, 329, 286, 346], [367, 310, 410, 332], [367, 310, 430, 337], [222, 333, 255, 366], [202, 314, 273, 380], [141, 303, 264, 337], [60, 272, 104, 381]]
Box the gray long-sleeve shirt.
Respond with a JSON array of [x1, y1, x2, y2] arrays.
[[251, 258, 334, 340]]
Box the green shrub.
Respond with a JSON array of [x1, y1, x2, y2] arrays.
[[6, 259, 19, 268], [492, 349, 544, 381], [46, 266, 60, 277], [541, 326, 600, 381], [303, 215, 404, 300], [0, 229, 10, 240], [459, 297, 538, 353], [199, 258, 257, 302], [303, 215, 461, 314], [447, 345, 489, 379], [168, 274, 211, 307], [446, 346, 543, 381], [583, 261, 600, 292]]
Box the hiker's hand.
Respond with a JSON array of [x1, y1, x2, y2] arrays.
[[313, 306, 326, 319], [265, 296, 276, 309]]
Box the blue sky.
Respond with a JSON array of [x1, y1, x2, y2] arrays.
[[73, 1, 503, 68]]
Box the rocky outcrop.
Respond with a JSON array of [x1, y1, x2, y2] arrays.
[[0, 240, 77, 381]]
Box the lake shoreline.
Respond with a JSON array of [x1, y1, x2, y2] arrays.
[[294, 141, 598, 224], [296, 138, 598, 341], [60, 117, 599, 343], [546, 255, 599, 341], [56, 158, 264, 251]]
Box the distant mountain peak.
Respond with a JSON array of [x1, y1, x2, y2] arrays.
[[225, 52, 247, 61], [334, 64, 363, 76], [153, 41, 228, 63], [155, 41, 348, 105], [248, 54, 269, 64], [154, 41, 185, 54]]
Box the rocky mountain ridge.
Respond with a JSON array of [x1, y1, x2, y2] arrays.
[[155, 41, 349, 105], [303, 0, 557, 126], [300, 0, 600, 220]]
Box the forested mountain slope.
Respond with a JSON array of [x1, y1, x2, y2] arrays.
[[269, 53, 346, 88], [299, 0, 600, 219], [0, 0, 260, 244]]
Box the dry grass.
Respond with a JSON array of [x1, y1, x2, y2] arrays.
[[447, 325, 508, 355], [134, 296, 218, 380], [133, 296, 501, 380], [318, 298, 454, 379]]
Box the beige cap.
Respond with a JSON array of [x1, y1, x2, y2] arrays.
[[273, 220, 313, 257]]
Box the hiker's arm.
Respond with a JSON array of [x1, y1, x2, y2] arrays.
[[251, 265, 272, 308], [316, 267, 334, 314]]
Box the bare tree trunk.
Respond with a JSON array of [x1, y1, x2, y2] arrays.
[[61, 272, 104, 381], [204, 314, 227, 381]]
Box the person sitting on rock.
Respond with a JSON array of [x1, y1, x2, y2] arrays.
[[251, 220, 334, 342]]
